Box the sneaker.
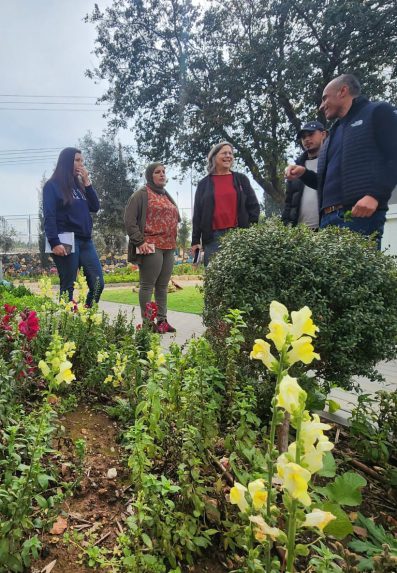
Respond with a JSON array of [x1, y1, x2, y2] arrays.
[[157, 319, 176, 333]]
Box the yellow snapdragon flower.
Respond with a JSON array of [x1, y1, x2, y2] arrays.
[[39, 277, 54, 299], [301, 414, 332, 451], [267, 320, 290, 351], [63, 341, 76, 356], [147, 350, 166, 368], [302, 509, 336, 531], [287, 336, 320, 365], [276, 451, 289, 480], [276, 375, 307, 415], [97, 350, 109, 363], [55, 360, 75, 384], [248, 479, 268, 510], [38, 360, 50, 377], [74, 273, 89, 305], [269, 301, 289, 323], [278, 442, 325, 476], [230, 482, 248, 513], [282, 462, 311, 506], [249, 515, 282, 542], [290, 306, 319, 339], [250, 339, 277, 370], [301, 445, 325, 474], [90, 312, 103, 325], [39, 334, 76, 387], [157, 353, 166, 366]]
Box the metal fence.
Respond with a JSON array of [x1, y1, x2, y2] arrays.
[[1, 215, 40, 253]]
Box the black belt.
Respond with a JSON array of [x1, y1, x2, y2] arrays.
[[322, 204, 344, 215]]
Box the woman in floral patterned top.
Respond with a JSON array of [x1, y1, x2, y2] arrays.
[[124, 162, 180, 332]]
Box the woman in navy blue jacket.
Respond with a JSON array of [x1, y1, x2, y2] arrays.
[[43, 147, 104, 306]]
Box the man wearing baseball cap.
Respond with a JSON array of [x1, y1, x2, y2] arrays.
[[282, 121, 327, 229], [285, 74, 397, 247]]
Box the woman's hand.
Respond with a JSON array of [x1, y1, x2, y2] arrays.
[[76, 165, 91, 186], [139, 242, 154, 255], [52, 244, 68, 257]]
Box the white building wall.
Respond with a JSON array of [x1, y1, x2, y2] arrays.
[[383, 204, 397, 255], [383, 187, 397, 255]]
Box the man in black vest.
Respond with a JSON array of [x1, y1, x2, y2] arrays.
[[285, 74, 397, 247], [282, 121, 327, 229]]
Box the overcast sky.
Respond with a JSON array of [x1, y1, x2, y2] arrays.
[[0, 0, 262, 231], [0, 0, 196, 220]]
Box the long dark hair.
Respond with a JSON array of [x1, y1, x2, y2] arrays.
[[49, 147, 85, 204]]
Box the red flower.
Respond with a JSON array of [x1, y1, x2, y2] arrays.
[[18, 310, 40, 340], [4, 304, 17, 315], [144, 302, 158, 321], [1, 314, 12, 331]]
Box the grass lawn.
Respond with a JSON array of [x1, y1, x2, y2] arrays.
[[101, 285, 203, 315]]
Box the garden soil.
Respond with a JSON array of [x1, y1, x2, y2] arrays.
[[31, 405, 226, 573]]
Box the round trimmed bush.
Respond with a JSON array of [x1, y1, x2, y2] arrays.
[[203, 219, 397, 390]]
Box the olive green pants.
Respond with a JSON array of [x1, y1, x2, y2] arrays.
[[138, 248, 174, 321]]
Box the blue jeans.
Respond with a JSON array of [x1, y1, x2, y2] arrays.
[[52, 238, 104, 306], [204, 229, 230, 267], [320, 209, 386, 249]]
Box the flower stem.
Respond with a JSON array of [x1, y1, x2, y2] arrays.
[[286, 499, 298, 572], [266, 350, 286, 517], [264, 351, 286, 573], [285, 415, 302, 572]]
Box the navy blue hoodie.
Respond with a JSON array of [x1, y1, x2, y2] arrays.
[[43, 180, 100, 248]]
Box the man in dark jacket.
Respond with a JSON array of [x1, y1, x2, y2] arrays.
[[282, 121, 327, 229], [285, 74, 397, 246]]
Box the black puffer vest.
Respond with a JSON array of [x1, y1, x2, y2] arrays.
[[318, 97, 395, 210]]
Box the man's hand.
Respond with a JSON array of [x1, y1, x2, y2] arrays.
[[191, 244, 201, 255], [284, 165, 306, 180], [351, 196, 378, 217]]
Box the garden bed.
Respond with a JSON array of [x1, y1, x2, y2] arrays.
[[1, 274, 397, 572]]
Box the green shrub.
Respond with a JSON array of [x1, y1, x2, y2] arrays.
[[172, 263, 204, 276], [0, 283, 33, 297], [103, 268, 140, 283], [203, 219, 397, 391]]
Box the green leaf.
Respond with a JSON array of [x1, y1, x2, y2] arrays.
[[141, 533, 153, 549], [37, 473, 54, 489], [204, 529, 218, 536], [193, 536, 210, 547], [320, 502, 353, 540], [325, 472, 367, 506], [34, 494, 48, 509], [356, 512, 397, 547], [349, 539, 382, 556], [0, 537, 9, 558], [317, 451, 337, 478]]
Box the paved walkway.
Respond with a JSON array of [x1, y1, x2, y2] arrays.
[[326, 362, 397, 425], [98, 301, 205, 348], [99, 301, 397, 426]]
